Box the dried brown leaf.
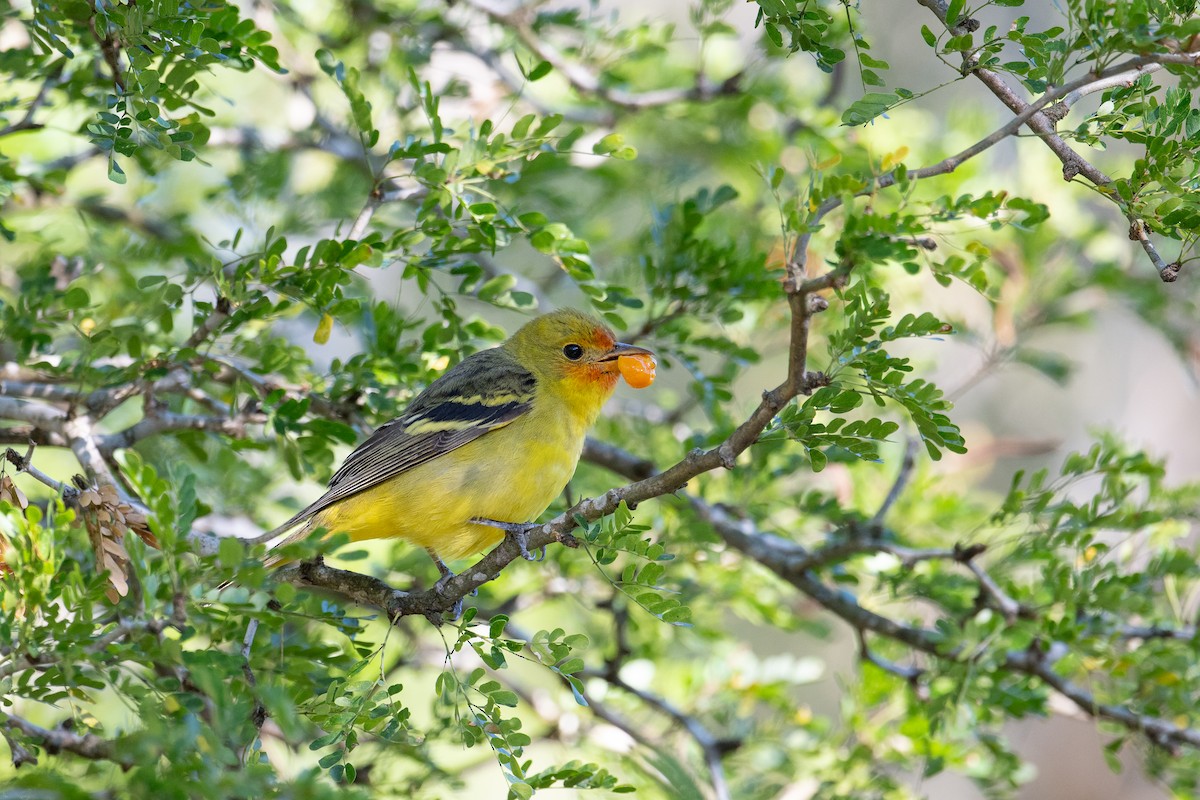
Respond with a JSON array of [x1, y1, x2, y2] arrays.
[[101, 537, 127, 558], [0, 531, 12, 576], [107, 568, 129, 598], [122, 507, 158, 548], [0, 476, 29, 510]]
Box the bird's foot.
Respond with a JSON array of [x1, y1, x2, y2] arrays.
[[471, 518, 543, 561], [427, 549, 464, 621]]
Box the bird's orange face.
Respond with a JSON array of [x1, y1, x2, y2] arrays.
[[508, 309, 655, 393], [555, 322, 654, 390]]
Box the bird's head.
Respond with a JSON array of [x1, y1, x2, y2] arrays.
[[505, 309, 653, 412]]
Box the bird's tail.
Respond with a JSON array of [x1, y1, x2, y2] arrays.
[[214, 508, 318, 591], [260, 521, 318, 570], [250, 503, 319, 547]]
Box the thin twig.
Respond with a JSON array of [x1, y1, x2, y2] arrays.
[[963, 559, 1029, 624], [99, 410, 268, 453], [1118, 624, 1198, 642], [1049, 63, 1165, 118], [87, 1, 126, 90], [915, 0, 1191, 279], [454, 34, 613, 125], [348, 188, 385, 241], [463, 0, 742, 113], [3, 445, 73, 497], [0, 617, 169, 680], [872, 437, 918, 525], [0, 68, 60, 138], [857, 630, 925, 684], [183, 296, 232, 351], [0, 724, 37, 767], [240, 618, 267, 739], [347, 184, 426, 241], [578, 693, 658, 749], [581, 668, 738, 800]]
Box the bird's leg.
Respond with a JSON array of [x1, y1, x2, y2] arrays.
[[426, 548, 464, 621], [428, 549, 455, 592], [471, 518, 544, 562]]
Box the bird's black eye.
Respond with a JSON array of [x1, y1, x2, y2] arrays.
[[563, 343, 584, 361]]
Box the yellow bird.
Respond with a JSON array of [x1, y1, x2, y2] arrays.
[[265, 309, 655, 585]]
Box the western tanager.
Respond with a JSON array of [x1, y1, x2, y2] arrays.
[[265, 309, 656, 583]]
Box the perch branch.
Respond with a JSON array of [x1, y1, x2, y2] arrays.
[[272, 267, 833, 618], [577, 436, 1200, 752]]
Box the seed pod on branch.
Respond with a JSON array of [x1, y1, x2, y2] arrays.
[[75, 480, 158, 602]]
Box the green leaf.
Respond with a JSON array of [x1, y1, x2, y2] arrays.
[[108, 157, 127, 184], [63, 286, 91, 310], [478, 274, 517, 302], [593, 133, 625, 155], [945, 0, 964, 26], [218, 536, 243, 567], [841, 92, 899, 126]]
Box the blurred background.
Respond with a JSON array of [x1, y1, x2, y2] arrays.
[[3, 0, 1198, 797]]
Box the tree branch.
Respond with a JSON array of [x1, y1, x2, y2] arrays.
[[0, 617, 169, 680], [580, 667, 738, 800], [690, 495, 1200, 752], [183, 295, 232, 351], [916, 0, 1191, 279], [272, 266, 834, 617], [0, 723, 36, 768], [0, 397, 68, 432], [872, 436, 917, 524], [99, 409, 268, 453], [463, 0, 742, 113], [578, 436, 1200, 753], [791, 43, 1198, 278], [1048, 63, 1166, 119], [87, 0, 126, 90], [452, 34, 614, 125], [1, 713, 134, 769], [62, 415, 124, 494], [0, 68, 60, 139], [857, 630, 925, 685], [1119, 623, 1198, 642], [3, 445, 75, 498]]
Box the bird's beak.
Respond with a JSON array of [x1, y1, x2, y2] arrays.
[[597, 342, 654, 370]]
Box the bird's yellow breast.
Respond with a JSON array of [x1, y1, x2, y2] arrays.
[[311, 395, 588, 561]]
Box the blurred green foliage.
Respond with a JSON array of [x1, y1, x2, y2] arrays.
[[2, 0, 1200, 798]]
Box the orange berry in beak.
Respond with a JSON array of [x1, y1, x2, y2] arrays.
[[617, 353, 656, 388]]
